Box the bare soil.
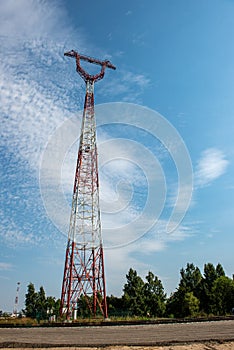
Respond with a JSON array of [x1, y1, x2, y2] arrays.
[[1, 343, 234, 350]]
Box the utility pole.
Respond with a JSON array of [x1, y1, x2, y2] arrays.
[[13, 282, 20, 316]]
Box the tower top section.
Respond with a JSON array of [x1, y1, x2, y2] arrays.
[[64, 50, 116, 83]]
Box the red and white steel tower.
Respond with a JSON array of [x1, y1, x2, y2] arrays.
[[60, 50, 116, 320]]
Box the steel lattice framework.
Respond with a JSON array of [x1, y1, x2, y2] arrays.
[[60, 50, 116, 320]]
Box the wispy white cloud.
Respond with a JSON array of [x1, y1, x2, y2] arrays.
[[40, 121, 160, 245], [104, 219, 193, 295], [132, 32, 146, 46], [167, 183, 195, 219], [98, 69, 150, 103], [40, 100, 194, 256], [0, 262, 13, 271], [125, 10, 132, 16], [0, 0, 85, 172], [195, 148, 229, 187], [0, 0, 84, 248], [0, 0, 73, 40], [0, 206, 41, 247], [0, 70, 72, 169]]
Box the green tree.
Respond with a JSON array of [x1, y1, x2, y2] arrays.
[[46, 296, 56, 315], [166, 291, 180, 318], [53, 298, 61, 317], [123, 268, 145, 316], [204, 263, 217, 287], [199, 263, 216, 314], [183, 292, 200, 317], [35, 286, 47, 322], [199, 263, 226, 314], [166, 263, 202, 318], [77, 295, 92, 318], [212, 276, 234, 315], [46, 296, 60, 318], [107, 295, 125, 317], [25, 282, 37, 318], [179, 263, 202, 295], [216, 263, 225, 278], [144, 271, 166, 317], [25, 283, 60, 320]]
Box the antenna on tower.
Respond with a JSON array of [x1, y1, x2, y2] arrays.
[[13, 282, 20, 317], [60, 50, 116, 320]]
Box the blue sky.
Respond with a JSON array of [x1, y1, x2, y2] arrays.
[[1, 0, 234, 312]]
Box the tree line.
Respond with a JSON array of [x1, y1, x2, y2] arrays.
[[24, 262, 234, 320], [24, 283, 60, 321], [166, 262, 234, 317]]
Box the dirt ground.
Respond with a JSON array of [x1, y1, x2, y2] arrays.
[[1, 343, 234, 350]]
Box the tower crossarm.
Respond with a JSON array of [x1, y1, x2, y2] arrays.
[[64, 50, 116, 83]]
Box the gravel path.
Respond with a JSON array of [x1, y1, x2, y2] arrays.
[[0, 320, 234, 348]]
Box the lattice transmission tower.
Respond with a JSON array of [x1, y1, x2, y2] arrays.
[[60, 50, 116, 320]]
